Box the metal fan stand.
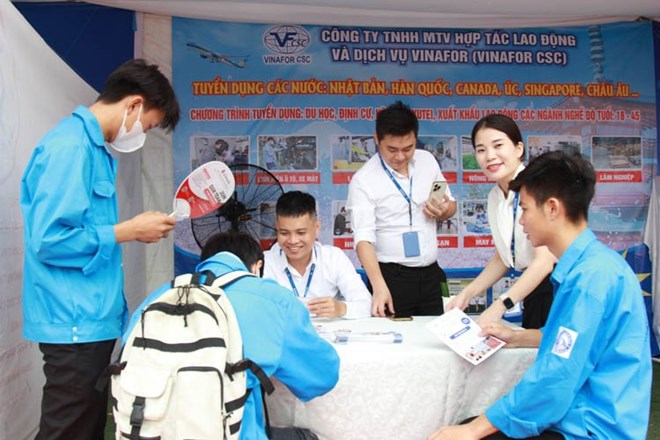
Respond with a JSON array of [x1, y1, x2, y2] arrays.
[[191, 164, 283, 249]]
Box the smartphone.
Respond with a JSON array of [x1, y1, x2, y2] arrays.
[[389, 315, 413, 321], [428, 180, 448, 204]]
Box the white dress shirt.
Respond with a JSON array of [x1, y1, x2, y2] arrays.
[[346, 149, 454, 267], [263, 242, 372, 319], [488, 164, 533, 271]]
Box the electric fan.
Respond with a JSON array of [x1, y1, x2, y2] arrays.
[[191, 164, 283, 249]]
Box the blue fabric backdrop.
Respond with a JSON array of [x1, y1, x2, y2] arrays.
[[14, 2, 134, 92]]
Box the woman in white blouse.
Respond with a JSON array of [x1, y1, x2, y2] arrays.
[[446, 114, 556, 328]]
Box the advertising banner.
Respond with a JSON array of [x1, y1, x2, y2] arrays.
[[172, 19, 656, 273]]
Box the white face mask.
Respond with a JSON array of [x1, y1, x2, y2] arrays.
[[109, 104, 147, 153]]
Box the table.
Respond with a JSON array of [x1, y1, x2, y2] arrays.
[[266, 316, 537, 440]]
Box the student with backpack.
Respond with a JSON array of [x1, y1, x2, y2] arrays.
[[116, 231, 339, 440]]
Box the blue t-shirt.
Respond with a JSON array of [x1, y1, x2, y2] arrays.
[[487, 229, 652, 439]]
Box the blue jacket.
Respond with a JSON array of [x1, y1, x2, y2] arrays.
[[126, 252, 340, 440], [20, 106, 126, 344], [486, 229, 652, 439]]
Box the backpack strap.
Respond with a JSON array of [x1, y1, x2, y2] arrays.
[[226, 359, 275, 395], [212, 270, 255, 288], [262, 384, 273, 439], [172, 270, 253, 290], [193, 270, 216, 286], [226, 359, 275, 440], [129, 395, 146, 440], [94, 358, 126, 392]]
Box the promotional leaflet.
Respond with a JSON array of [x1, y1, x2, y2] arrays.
[[426, 308, 505, 365]]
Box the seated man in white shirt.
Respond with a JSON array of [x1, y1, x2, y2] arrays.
[[263, 191, 372, 319]]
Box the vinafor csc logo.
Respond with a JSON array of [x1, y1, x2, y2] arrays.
[[263, 25, 312, 65]]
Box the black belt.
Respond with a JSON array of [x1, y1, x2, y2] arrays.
[[379, 262, 439, 272]]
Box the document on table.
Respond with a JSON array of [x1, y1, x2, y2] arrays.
[[315, 326, 403, 344], [426, 308, 505, 365]]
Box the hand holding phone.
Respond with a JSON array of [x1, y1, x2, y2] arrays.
[[428, 180, 448, 204]]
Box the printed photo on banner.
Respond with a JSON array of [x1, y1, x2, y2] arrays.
[[527, 135, 582, 163], [189, 135, 249, 169], [461, 135, 479, 171], [591, 205, 646, 232], [436, 213, 459, 236], [258, 135, 318, 171], [332, 200, 352, 236], [331, 134, 377, 170], [461, 135, 489, 184], [591, 136, 642, 170], [590, 185, 648, 249], [418, 135, 458, 172], [461, 200, 490, 235]]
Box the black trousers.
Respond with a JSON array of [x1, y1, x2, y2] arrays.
[[36, 340, 116, 440], [461, 417, 565, 439], [522, 274, 554, 329], [484, 432, 565, 440], [271, 427, 319, 440], [379, 262, 446, 316]]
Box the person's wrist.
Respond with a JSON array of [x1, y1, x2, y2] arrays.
[[339, 301, 347, 317], [459, 288, 474, 300], [373, 280, 388, 294], [493, 299, 507, 312], [499, 294, 515, 310], [113, 220, 133, 243]]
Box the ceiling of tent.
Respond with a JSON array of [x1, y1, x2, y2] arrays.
[[13, 0, 660, 27]]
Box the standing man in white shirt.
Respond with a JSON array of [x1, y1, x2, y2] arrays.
[[347, 101, 457, 317], [263, 191, 372, 319]]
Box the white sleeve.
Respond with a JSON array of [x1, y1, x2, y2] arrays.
[[330, 247, 372, 319], [346, 174, 377, 245]]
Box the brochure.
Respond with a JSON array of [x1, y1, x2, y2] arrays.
[[426, 308, 505, 365], [315, 326, 403, 344]]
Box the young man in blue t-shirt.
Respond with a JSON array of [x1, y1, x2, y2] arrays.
[[429, 151, 652, 440]]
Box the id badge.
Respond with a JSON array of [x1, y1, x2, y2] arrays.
[[402, 231, 421, 257]]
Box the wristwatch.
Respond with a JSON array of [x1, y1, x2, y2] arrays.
[[500, 294, 515, 310]]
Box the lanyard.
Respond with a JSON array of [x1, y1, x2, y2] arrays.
[[378, 153, 413, 226], [510, 191, 520, 270], [285, 263, 316, 298]]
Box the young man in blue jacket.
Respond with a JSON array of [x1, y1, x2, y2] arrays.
[[126, 231, 340, 439], [20, 59, 180, 439], [428, 151, 651, 440]]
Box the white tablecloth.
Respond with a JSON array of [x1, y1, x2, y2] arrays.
[[266, 316, 537, 440]]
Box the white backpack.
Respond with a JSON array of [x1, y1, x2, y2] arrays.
[[110, 270, 273, 440]]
